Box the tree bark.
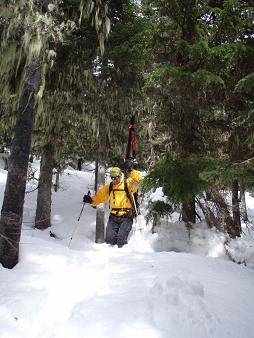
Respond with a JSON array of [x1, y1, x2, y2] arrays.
[[182, 198, 196, 223], [0, 63, 41, 269], [54, 168, 60, 192], [211, 188, 241, 238], [232, 180, 241, 233], [196, 194, 221, 229], [94, 158, 98, 192], [35, 144, 55, 230], [95, 133, 106, 243], [77, 158, 82, 171], [240, 186, 248, 222]]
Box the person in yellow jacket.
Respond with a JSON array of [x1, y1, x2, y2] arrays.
[[83, 165, 142, 248]]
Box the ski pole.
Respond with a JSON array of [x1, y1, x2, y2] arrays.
[[78, 190, 91, 221], [78, 202, 85, 222], [68, 190, 90, 247], [130, 191, 141, 229]]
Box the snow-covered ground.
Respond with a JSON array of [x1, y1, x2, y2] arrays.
[[0, 162, 254, 338]]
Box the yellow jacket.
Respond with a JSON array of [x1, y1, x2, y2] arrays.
[[91, 170, 143, 216]]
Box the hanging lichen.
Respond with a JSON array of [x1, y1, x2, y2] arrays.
[[79, 0, 110, 55], [0, 0, 76, 147]]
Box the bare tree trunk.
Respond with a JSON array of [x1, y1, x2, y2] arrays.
[[35, 144, 55, 230], [196, 194, 221, 229], [95, 134, 106, 243], [211, 188, 241, 238], [77, 158, 82, 171], [0, 63, 41, 268], [94, 158, 98, 192], [54, 161, 61, 192], [232, 180, 241, 233], [182, 198, 196, 223], [54, 166, 60, 192], [239, 186, 248, 222]]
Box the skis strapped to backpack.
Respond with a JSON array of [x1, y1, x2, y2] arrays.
[[126, 115, 136, 160], [124, 115, 140, 216], [108, 116, 140, 217]]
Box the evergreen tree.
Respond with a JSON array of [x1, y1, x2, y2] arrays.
[[0, 0, 66, 268], [140, 0, 254, 234], [0, 0, 110, 268]]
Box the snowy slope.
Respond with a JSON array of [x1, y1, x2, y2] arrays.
[[0, 163, 254, 338]]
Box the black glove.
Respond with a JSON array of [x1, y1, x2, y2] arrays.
[[83, 194, 92, 203], [123, 158, 137, 173]]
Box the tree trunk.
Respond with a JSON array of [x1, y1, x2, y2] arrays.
[[77, 158, 82, 171], [0, 63, 41, 268], [182, 198, 196, 223], [54, 166, 60, 192], [240, 186, 248, 222], [35, 144, 55, 230], [211, 188, 241, 238], [95, 134, 106, 243], [94, 158, 98, 192], [232, 180, 241, 233], [196, 194, 221, 229]]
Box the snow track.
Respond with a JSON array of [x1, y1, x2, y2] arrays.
[[1, 166, 254, 337]]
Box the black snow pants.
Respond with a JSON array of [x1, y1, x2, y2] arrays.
[[105, 213, 133, 248]]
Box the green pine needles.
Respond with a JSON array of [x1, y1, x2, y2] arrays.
[[145, 200, 174, 226], [142, 157, 228, 204], [143, 155, 254, 225]]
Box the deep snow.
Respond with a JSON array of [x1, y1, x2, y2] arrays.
[[0, 162, 254, 338]]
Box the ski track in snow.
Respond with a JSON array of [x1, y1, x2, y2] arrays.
[[1, 241, 254, 338], [1, 165, 254, 338]]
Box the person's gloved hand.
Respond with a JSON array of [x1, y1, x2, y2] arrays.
[[83, 194, 92, 203], [123, 158, 137, 173]]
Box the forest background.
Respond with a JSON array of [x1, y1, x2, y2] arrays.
[[0, 0, 254, 268]]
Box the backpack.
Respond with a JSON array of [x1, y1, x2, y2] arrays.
[[108, 178, 140, 216]]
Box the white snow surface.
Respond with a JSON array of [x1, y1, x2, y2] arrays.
[[0, 162, 254, 338]]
